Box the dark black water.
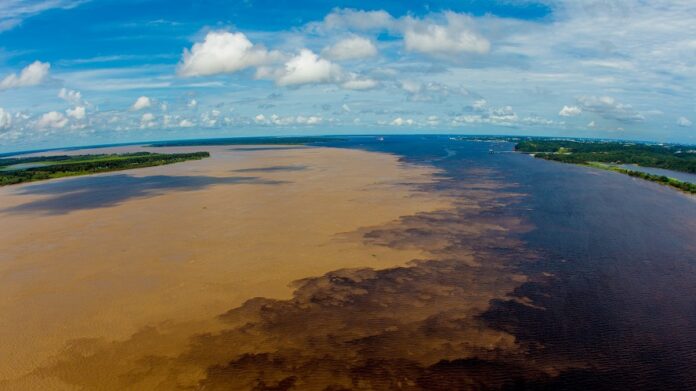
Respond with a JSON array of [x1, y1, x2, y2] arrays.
[[322, 135, 696, 390]]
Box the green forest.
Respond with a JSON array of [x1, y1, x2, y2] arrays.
[[515, 140, 696, 173], [515, 140, 696, 194], [616, 167, 696, 193], [0, 151, 209, 186]]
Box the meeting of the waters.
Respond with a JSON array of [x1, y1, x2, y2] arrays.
[[1, 136, 694, 389], [2, 1, 696, 389]]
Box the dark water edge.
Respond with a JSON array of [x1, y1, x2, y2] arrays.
[[322, 136, 696, 390]]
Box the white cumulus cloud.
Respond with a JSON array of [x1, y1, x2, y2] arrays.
[[322, 36, 377, 61], [390, 117, 414, 126], [58, 88, 82, 104], [66, 106, 86, 120], [37, 111, 68, 129], [559, 105, 582, 117], [140, 113, 155, 127], [403, 13, 490, 55], [275, 49, 341, 86], [296, 115, 322, 125], [132, 96, 152, 110], [0, 108, 12, 130], [0, 61, 50, 90], [178, 31, 278, 77]]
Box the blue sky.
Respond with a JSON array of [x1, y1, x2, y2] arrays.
[[0, 0, 694, 152]]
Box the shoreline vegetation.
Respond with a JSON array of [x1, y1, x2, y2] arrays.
[[515, 140, 696, 194], [0, 151, 210, 186]]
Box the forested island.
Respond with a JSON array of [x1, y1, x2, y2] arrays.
[[0, 151, 209, 186], [516, 140, 696, 194]]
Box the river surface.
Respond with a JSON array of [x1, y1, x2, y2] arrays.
[[2, 136, 695, 390], [323, 136, 696, 389]]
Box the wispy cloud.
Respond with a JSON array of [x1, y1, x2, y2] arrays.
[[0, 0, 88, 32]]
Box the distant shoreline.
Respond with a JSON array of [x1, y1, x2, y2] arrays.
[[0, 151, 210, 186], [515, 139, 696, 194], [587, 162, 696, 195], [3, 134, 695, 159]]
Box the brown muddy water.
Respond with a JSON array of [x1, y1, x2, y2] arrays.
[[1, 136, 695, 390]]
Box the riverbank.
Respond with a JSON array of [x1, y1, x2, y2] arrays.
[[515, 140, 696, 195], [587, 162, 696, 194], [0, 151, 210, 186]]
